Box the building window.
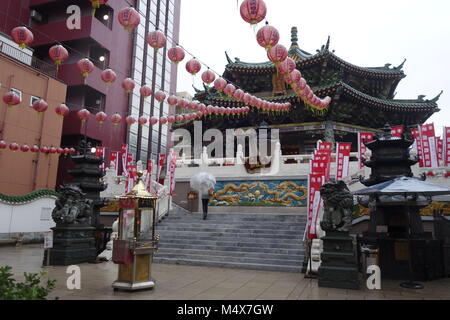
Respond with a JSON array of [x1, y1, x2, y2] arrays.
[[11, 88, 22, 101], [30, 95, 40, 107]]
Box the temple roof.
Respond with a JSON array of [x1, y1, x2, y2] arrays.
[[225, 27, 406, 80]]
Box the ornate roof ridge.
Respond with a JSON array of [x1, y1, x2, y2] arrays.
[[0, 189, 58, 205]]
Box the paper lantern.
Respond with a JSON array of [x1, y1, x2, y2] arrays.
[[77, 108, 91, 122], [95, 111, 107, 124], [118, 7, 140, 31], [111, 113, 122, 126], [11, 26, 33, 49], [63, 148, 70, 155], [122, 78, 135, 93], [138, 116, 147, 126], [32, 99, 48, 114], [20, 144, 30, 153], [125, 116, 136, 125], [55, 103, 69, 117], [175, 115, 183, 122], [233, 89, 245, 101], [243, 93, 252, 105], [201, 69, 215, 84], [3, 91, 21, 107], [278, 57, 296, 75], [147, 30, 166, 50], [185, 58, 201, 76], [240, 0, 267, 25], [167, 95, 178, 107], [154, 91, 166, 103], [223, 84, 236, 97], [140, 85, 153, 98], [167, 115, 175, 123], [49, 44, 69, 70], [149, 116, 158, 125], [69, 148, 76, 154], [77, 58, 94, 82], [9, 142, 19, 152], [256, 23, 279, 50], [268, 44, 288, 65], [31, 145, 40, 153], [49, 147, 57, 154], [101, 69, 117, 87], [214, 77, 227, 92], [168, 46, 185, 64], [0, 140, 6, 150], [57, 147, 64, 155], [159, 116, 168, 124]]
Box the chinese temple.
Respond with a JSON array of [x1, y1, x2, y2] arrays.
[[182, 27, 442, 155]]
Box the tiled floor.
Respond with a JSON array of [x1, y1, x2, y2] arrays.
[[1, 244, 449, 300]]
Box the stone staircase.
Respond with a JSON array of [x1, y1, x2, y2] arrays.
[[153, 206, 307, 272]]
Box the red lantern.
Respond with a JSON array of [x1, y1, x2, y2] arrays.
[[118, 7, 140, 31], [140, 85, 153, 98], [154, 91, 166, 103], [9, 142, 19, 152], [0, 140, 6, 150], [77, 108, 91, 122], [20, 144, 30, 153], [175, 115, 183, 122], [3, 91, 21, 107], [95, 111, 107, 124], [111, 113, 122, 126], [243, 93, 252, 105], [77, 58, 94, 82], [122, 78, 135, 93], [49, 44, 69, 70], [69, 147, 76, 154], [138, 116, 147, 126], [256, 23, 279, 50], [167, 95, 178, 107], [159, 116, 168, 125], [11, 26, 34, 49], [223, 84, 236, 97], [168, 46, 185, 64], [286, 69, 302, 87], [167, 115, 175, 123], [31, 145, 40, 153], [49, 147, 57, 154], [63, 148, 70, 156], [57, 147, 64, 155], [268, 44, 288, 65], [201, 69, 216, 84], [149, 116, 158, 125], [101, 69, 117, 87], [55, 103, 69, 117], [214, 77, 227, 92], [240, 0, 267, 25], [125, 116, 136, 126], [147, 30, 166, 50], [32, 99, 48, 114], [185, 58, 201, 76], [40, 146, 49, 154], [233, 89, 245, 101], [278, 57, 296, 75]]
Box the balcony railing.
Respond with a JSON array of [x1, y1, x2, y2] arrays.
[[0, 40, 57, 77]]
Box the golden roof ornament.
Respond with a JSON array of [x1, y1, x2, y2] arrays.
[[117, 171, 156, 199]]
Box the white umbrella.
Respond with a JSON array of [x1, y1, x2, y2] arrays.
[[190, 172, 216, 194]]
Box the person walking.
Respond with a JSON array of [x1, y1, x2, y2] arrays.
[[201, 187, 214, 220]]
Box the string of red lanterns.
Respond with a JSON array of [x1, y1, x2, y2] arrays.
[[0, 139, 75, 155]]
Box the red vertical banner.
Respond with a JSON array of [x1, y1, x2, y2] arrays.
[[437, 137, 443, 166], [444, 127, 450, 167], [358, 132, 374, 169], [110, 151, 119, 175], [391, 125, 404, 138], [121, 144, 128, 176], [411, 127, 424, 167], [95, 147, 106, 170], [125, 164, 137, 193], [156, 154, 166, 187], [335, 143, 352, 180], [168, 153, 177, 196], [306, 173, 324, 240], [420, 123, 438, 167], [146, 159, 155, 192]]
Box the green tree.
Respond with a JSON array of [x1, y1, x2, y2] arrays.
[[0, 266, 57, 300]]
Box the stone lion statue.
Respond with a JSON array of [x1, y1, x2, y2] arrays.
[[320, 180, 354, 232], [52, 185, 93, 226]]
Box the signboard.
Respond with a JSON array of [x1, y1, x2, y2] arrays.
[[44, 231, 53, 249]]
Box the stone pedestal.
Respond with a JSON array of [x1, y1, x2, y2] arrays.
[[318, 231, 360, 290], [43, 226, 97, 266]]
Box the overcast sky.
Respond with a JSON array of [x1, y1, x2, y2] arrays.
[[176, 0, 449, 134]]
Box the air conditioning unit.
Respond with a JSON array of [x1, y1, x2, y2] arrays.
[[30, 10, 44, 23]]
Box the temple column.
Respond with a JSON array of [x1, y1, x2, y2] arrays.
[[324, 121, 335, 145]]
